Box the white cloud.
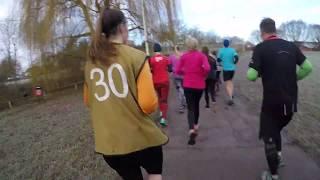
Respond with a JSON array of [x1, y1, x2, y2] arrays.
[[0, 7, 8, 19], [0, 0, 14, 19]]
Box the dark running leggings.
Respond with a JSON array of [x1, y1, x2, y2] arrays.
[[184, 88, 203, 130], [103, 146, 163, 180], [205, 79, 216, 106], [216, 71, 221, 83], [260, 111, 293, 175]]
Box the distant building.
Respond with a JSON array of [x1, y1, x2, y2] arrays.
[[4, 77, 31, 86], [244, 42, 255, 51]]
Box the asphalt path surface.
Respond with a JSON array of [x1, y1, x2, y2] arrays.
[[161, 80, 320, 180]]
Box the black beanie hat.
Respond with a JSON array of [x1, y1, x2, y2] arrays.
[[153, 43, 162, 52]]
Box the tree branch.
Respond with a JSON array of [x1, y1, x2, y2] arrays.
[[121, 8, 140, 19], [75, 0, 95, 35], [55, 32, 91, 40], [129, 26, 143, 31], [104, 0, 110, 9], [95, 0, 101, 12], [127, 16, 140, 28], [84, 4, 99, 13]]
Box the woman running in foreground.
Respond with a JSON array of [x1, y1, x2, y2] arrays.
[[83, 8, 168, 180]]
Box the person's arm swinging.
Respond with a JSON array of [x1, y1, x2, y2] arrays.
[[137, 61, 158, 114], [297, 59, 313, 80], [247, 46, 261, 81], [83, 83, 90, 107]]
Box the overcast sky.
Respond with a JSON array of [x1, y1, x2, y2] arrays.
[[0, 0, 13, 19], [1, 0, 320, 39], [0, 0, 26, 69], [181, 0, 320, 40]]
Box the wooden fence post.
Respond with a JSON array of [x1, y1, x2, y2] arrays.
[[8, 101, 13, 109]]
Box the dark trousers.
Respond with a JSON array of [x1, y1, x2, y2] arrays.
[[216, 71, 221, 83], [184, 88, 203, 130], [154, 82, 169, 119], [260, 111, 293, 175], [103, 146, 163, 180], [205, 79, 216, 106]]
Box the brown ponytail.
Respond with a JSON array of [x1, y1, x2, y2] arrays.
[[88, 9, 126, 66]]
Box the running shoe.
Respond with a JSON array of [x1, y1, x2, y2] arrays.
[[227, 99, 234, 106], [160, 118, 167, 127], [188, 132, 197, 145], [212, 97, 217, 104], [278, 155, 285, 168], [261, 171, 279, 180]]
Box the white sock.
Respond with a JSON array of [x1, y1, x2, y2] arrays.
[[272, 175, 279, 180], [278, 151, 282, 157]]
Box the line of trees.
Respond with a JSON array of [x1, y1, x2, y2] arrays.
[[15, 0, 182, 91], [0, 17, 21, 82], [250, 20, 320, 47], [20, 0, 181, 51]]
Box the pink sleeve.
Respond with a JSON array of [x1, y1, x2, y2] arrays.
[[168, 56, 172, 65], [176, 55, 184, 75], [202, 54, 210, 75], [174, 59, 180, 74]]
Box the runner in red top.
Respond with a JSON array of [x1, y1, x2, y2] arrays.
[[149, 43, 171, 127]]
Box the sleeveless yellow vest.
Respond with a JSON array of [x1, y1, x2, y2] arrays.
[[85, 44, 168, 155]]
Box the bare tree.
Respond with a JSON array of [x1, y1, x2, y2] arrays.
[[173, 23, 222, 49], [20, 0, 181, 52], [279, 20, 308, 42], [309, 24, 320, 43], [0, 17, 20, 77], [250, 30, 262, 44], [0, 18, 18, 60], [229, 36, 245, 45]]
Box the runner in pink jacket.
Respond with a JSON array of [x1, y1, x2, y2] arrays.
[[176, 37, 210, 145], [176, 50, 210, 89]]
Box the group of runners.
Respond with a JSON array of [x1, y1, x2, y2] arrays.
[[83, 8, 313, 180], [148, 37, 239, 146]]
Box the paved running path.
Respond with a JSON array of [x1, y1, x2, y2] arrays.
[[161, 81, 320, 180]]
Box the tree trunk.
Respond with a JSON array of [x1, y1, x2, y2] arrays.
[[165, 0, 175, 42], [104, 0, 111, 9], [75, 0, 95, 35]]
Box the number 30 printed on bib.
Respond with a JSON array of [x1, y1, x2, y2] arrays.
[[90, 63, 129, 102]]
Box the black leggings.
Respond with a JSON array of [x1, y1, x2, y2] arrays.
[[205, 79, 216, 106], [260, 111, 293, 175], [184, 88, 203, 130], [103, 146, 163, 180], [216, 71, 221, 82]]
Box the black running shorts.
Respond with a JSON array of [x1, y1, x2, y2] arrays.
[[259, 111, 293, 139], [103, 146, 163, 180], [223, 70, 235, 81]]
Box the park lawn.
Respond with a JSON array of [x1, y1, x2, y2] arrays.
[[0, 89, 120, 180]]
